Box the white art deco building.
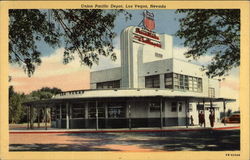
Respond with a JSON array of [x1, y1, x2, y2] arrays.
[[24, 17, 235, 130]]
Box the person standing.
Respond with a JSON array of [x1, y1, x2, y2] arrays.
[[200, 111, 205, 127], [190, 115, 194, 126], [198, 111, 202, 126], [209, 111, 215, 127]]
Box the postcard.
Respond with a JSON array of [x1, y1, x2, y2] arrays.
[[0, 1, 249, 160]]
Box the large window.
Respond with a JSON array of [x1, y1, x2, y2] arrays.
[[61, 104, 66, 119], [149, 102, 161, 112], [208, 87, 215, 98], [96, 80, 120, 89], [71, 103, 85, 118], [88, 102, 105, 118], [107, 102, 126, 118], [145, 75, 160, 88], [165, 73, 202, 92], [165, 73, 173, 89]]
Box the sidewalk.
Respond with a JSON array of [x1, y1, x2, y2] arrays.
[[9, 123, 240, 134]]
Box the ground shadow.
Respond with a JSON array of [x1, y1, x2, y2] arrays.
[[9, 129, 240, 151]]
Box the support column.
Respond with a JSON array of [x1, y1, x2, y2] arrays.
[[104, 103, 108, 128], [95, 101, 99, 130], [160, 97, 163, 129], [223, 100, 226, 126], [202, 99, 206, 128], [185, 100, 189, 128], [85, 102, 88, 128], [66, 102, 69, 129], [45, 106, 47, 130], [57, 104, 62, 128], [128, 103, 131, 130], [59, 104, 62, 120]]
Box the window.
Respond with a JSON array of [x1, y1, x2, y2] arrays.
[[173, 73, 180, 89], [208, 87, 215, 98], [164, 73, 202, 92], [108, 103, 126, 118], [198, 78, 203, 92], [71, 103, 85, 118], [184, 75, 189, 90], [96, 80, 120, 89], [145, 75, 160, 88], [171, 102, 177, 112], [61, 104, 66, 119], [56, 106, 60, 119], [164, 73, 173, 89], [193, 77, 198, 92], [51, 107, 57, 121], [149, 102, 161, 112], [188, 77, 193, 91], [88, 102, 105, 118]]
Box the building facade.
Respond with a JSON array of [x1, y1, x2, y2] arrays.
[[24, 25, 234, 130]]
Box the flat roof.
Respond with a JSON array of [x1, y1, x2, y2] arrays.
[[23, 89, 236, 106]]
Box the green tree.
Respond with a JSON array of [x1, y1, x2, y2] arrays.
[[9, 86, 26, 124], [176, 9, 240, 77], [28, 87, 63, 124], [9, 9, 131, 77], [38, 87, 62, 95]]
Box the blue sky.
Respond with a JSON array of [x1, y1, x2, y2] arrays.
[[37, 10, 185, 57]]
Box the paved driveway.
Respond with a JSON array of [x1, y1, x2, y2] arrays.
[[9, 129, 240, 151]]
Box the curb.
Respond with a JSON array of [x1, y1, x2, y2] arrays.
[[9, 126, 240, 134]]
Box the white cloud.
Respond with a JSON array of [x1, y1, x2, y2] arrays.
[[10, 48, 90, 79], [173, 47, 212, 66], [91, 48, 121, 71]]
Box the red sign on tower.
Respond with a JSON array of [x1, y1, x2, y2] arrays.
[[143, 10, 155, 31]]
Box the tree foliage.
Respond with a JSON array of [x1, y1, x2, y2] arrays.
[[29, 87, 62, 100], [9, 9, 131, 77], [9, 86, 26, 123], [176, 9, 240, 77], [9, 86, 62, 124]]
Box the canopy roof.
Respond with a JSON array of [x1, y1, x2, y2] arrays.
[[23, 89, 235, 106]]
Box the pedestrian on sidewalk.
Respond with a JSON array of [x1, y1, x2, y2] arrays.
[[190, 115, 194, 126], [209, 111, 215, 127], [200, 111, 205, 127], [198, 111, 202, 126]]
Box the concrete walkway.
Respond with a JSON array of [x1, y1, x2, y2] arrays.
[[9, 123, 240, 134]]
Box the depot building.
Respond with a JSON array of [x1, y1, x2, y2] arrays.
[[24, 16, 235, 130]]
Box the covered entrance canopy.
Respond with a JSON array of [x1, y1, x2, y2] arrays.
[[23, 89, 236, 130]]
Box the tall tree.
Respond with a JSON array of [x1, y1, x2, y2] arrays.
[[9, 9, 131, 77], [9, 86, 26, 124], [176, 9, 240, 77]]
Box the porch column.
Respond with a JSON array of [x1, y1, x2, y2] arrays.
[[160, 97, 163, 129], [128, 103, 131, 130], [66, 102, 69, 129], [185, 100, 189, 128], [59, 104, 62, 120], [45, 106, 47, 130], [96, 101, 99, 130], [85, 102, 88, 128], [223, 100, 226, 126], [202, 99, 206, 128]]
